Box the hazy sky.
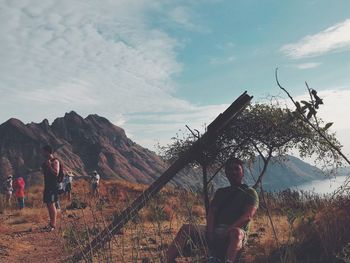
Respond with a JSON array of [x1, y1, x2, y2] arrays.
[[1, 0, 350, 158]]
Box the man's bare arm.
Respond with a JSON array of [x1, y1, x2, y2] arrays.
[[47, 159, 59, 177]]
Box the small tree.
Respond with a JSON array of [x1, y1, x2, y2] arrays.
[[159, 98, 343, 214]]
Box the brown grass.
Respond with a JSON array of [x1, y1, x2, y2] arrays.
[[1, 178, 349, 263]]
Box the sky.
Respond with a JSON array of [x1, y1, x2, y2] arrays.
[[1, 0, 350, 160]]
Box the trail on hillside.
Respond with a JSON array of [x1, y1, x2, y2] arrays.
[[0, 212, 67, 263]]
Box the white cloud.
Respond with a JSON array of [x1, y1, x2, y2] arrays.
[[15, 80, 99, 105], [123, 103, 228, 150], [281, 19, 350, 59], [294, 62, 321, 69], [209, 56, 235, 65], [0, 0, 231, 151], [0, 0, 187, 123], [168, 6, 201, 31], [113, 113, 127, 127]]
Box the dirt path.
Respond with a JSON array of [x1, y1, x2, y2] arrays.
[[0, 212, 67, 263]]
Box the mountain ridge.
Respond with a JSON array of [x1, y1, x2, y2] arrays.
[[0, 111, 329, 190], [0, 111, 166, 185]]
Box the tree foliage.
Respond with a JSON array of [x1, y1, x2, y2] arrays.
[[159, 100, 343, 188]]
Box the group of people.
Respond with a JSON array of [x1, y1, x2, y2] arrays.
[[2, 175, 25, 209], [57, 171, 74, 200], [3, 144, 258, 262], [1, 145, 100, 222]]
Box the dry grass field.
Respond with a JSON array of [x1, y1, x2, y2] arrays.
[[0, 179, 349, 263]]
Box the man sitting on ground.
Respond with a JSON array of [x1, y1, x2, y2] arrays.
[[165, 158, 259, 263]]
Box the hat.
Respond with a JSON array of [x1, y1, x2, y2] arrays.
[[93, 171, 97, 174]]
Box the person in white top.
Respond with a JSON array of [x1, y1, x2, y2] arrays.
[[3, 175, 13, 205], [91, 171, 100, 197], [63, 171, 74, 200]]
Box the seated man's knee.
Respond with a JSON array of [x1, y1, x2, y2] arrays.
[[228, 227, 244, 250]]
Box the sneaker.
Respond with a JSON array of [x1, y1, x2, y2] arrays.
[[43, 224, 55, 232]]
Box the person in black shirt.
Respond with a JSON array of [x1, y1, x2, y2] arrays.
[[41, 145, 60, 231]]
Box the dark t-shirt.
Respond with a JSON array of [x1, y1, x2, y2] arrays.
[[41, 159, 59, 192], [211, 185, 259, 231]]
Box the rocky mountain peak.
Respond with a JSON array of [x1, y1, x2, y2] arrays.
[[4, 118, 24, 127], [60, 111, 85, 125], [0, 112, 166, 185]]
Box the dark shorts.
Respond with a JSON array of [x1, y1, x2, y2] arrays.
[[43, 189, 58, 204]]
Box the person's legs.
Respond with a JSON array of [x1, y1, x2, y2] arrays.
[[66, 183, 72, 200], [225, 227, 245, 262], [91, 184, 95, 196], [44, 190, 58, 229], [92, 183, 99, 197], [55, 200, 61, 210], [21, 197, 25, 209], [166, 224, 205, 263], [46, 202, 57, 228], [96, 185, 99, 197], [18, 197, 25, 209], [6, 193, 12, 205]]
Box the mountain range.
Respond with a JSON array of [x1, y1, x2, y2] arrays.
[[0, 111, 335, 190]]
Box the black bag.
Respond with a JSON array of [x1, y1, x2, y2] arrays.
[[53, 158, 65, 183]]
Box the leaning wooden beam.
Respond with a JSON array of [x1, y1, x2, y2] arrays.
[[70, 91, 253, 262]]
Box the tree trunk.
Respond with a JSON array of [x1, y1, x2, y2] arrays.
[[202, 164, 210, 216]]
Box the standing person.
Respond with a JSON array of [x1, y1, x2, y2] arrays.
[[13, 177, 25, 209], [2, 175, 13, 206], [64, 171, 73, 200], [91, 171, 100, 197], [41, 145, 60, 231], [166, 158, 259, 263]]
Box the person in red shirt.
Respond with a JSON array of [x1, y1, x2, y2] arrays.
[[13, 177, 25, 209]]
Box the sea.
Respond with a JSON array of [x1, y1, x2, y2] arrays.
[[294, 175, 349, 195]]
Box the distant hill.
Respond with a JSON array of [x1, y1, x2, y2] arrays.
[[0, 112, 330, 190], [243, 155, 326, 191]]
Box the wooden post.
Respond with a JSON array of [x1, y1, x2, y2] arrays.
[[70, 92, 253, 262]]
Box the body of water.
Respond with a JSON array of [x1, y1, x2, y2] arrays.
[[294, 175, 349, 195]]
